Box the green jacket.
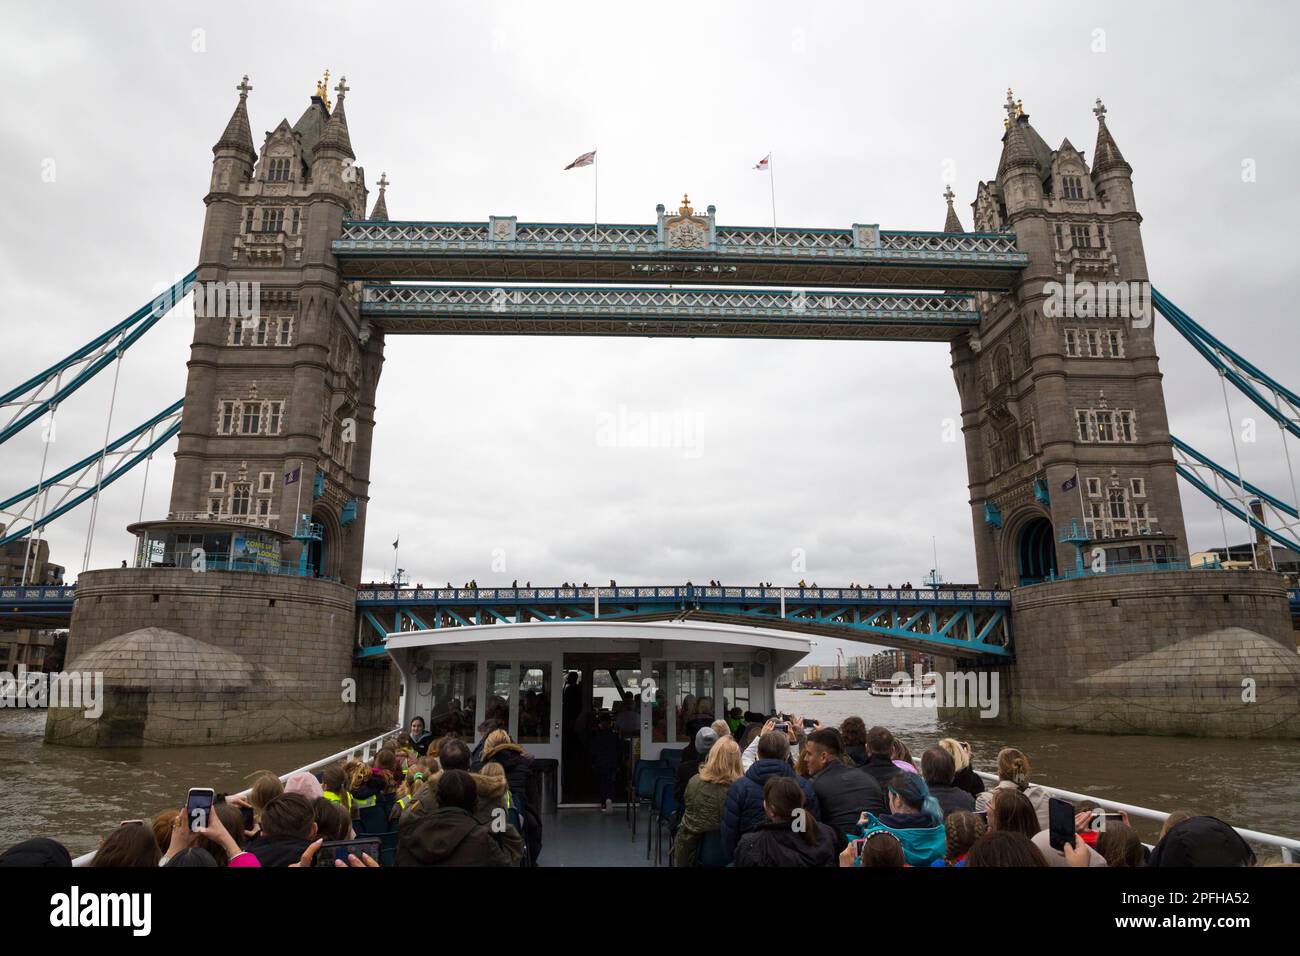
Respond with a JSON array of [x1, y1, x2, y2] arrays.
[[673, 775, 730, 867]]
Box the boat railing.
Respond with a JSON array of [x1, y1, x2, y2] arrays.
[[70, 726, 402, 866], [976, 771, 1299, 863]]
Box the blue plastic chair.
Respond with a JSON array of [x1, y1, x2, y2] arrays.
[[630, 760, 669, 838], [654, 777, 682, 865], [646, 773, 675, 860]]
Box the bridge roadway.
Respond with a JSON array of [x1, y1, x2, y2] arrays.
[[359, 285, 980, 341], [10, 582, 1299, 662]]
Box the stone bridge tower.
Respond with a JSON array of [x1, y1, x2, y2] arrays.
[[174, 73, 387, 585], [950, 93, 1188, 588]]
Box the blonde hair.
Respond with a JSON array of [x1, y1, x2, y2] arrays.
[[483, 729, 512, 752], [710, 719, 730, 739], [479, 762, 506, 782], [938, 738, 971, 773], [699, 737, 743, 785], [995, 747, 1031, 789]]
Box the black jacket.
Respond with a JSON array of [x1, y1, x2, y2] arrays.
[[734, 820, 838, 868], [396, 806, 524, 867], [845, 744, 871, 769], [861, 753, 902, 790], [810, 761, 886, 849], [674, 752, 702, 805], [930, 783, 975, 818], [952, 765, 985, 798], [245, 833, 311, 867], [722, 758, 821, 862]]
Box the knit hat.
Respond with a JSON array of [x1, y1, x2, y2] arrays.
[[695, 726, 719, 756], [283, 771, 324, 801]]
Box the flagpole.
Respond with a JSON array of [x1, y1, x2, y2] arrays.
[[393, 536, 400, 588], [1076, 472, 1087, 533], [769, 152, 778, 243], [294, 459, 303, 529]]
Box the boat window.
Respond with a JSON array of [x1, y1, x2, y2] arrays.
[[722, 661, 751, 721], [486, 662, 512, 728], [517, 662, 550, 744], [649, 660, 666, 743], [675, 662, 715, 742], [426, 662, 477, 740]]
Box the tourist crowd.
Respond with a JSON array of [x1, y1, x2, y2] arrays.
[[0, 712, 1279, 868]]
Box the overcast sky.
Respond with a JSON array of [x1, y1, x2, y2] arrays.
[[2, 1, 1297, 661]]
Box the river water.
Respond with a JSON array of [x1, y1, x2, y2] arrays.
[[2, 695, 1298, 856]]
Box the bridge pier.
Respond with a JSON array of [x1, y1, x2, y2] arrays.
[[45, 569, 397, 747], [938, 570, 1300, 738]]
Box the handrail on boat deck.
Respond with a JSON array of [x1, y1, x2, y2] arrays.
[[975, 771, 1299, 863], [70, 726, 402, 867], [65, 731, 1295, 866]]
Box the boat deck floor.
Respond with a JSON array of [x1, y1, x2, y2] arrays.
[[538, 806, 661, 867]]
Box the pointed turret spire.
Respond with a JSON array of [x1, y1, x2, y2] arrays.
[[1091, 98, 1130, 176], [315, 75, 354, 160], [942, 185, 963, 232], [213, 75, 256, 161], [369, 172, 390, 220]]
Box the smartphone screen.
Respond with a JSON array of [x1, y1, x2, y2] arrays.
[[1048, 796, 1076, 851], [186, 789, 215, 833], [802, 718, 817, 730], [314, 839, 381, 867], [240, 806, 256, 832]]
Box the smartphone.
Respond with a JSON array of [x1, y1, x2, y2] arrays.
[[1048, 796, 1076, 852], [239, 805, 256, 832], [314, 838, 381, 867], [185, 788, 215, 833], [802, 718, 817, 730], [774, 722, 790, 734]]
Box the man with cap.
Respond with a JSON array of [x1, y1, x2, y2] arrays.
[[675, 726, 719, 806]]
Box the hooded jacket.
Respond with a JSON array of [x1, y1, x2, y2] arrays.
[[481, 740, 544, 863], [399, 769, 508, 827], [975, 779, 1050, 832], [673, 774, 729, 867], [721, 758, 820, 862], [929, 782, 976, 818], [396, 806, 524, 867], [1148, 816, 1256, 867], [810, 761, 886, 849], [733, 819, 838, 868], [856, 811, 947, 867], [245, 832, 312, 867]]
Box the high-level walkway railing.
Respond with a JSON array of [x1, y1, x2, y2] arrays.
[[356, 584, 1014, 659]]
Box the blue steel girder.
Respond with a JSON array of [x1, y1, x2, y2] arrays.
[[361, 285, 980, 342], [354, 585, 1012, 659], [333, 218, 1026, 292]]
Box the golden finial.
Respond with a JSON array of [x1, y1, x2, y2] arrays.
[[315, 69, 332, 111], [679, 193, 693, 216]]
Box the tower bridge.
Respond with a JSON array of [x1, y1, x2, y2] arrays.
[[6, 76, 1298, 746]]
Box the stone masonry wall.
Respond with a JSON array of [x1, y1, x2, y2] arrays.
[[45, 568, 395, 746], [938, 569, 1300, 738]]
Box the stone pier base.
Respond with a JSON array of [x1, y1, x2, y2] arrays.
[[45, 569, 398, 747], [938, 570, 1300, 738]]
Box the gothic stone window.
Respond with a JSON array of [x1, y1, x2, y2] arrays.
[[1107, 329, 1125, 357], [219, 401, 238, 435], [1130, 477, 1146, 497], [1086, 477, 1102, 497], [240, 402, 261, 435], [267, 157, 292, 182], [1064, 328, 1079, 357], [291, 208, 301, 234], [1070, 223, 1092, 248], [276, 317, 293, 346], [262, 207, 284, 233], [210, 472, 226, 493], [1076, 409, 1138, 444], [1062, 176, 1084, 200], [230, 483, 252, 516], [254, 318, 269, 346], [257, 471, 275, 494], [263, 401, 284, 435]]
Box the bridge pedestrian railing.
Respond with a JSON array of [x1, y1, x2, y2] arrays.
[[355, 584, 1013, 604]]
